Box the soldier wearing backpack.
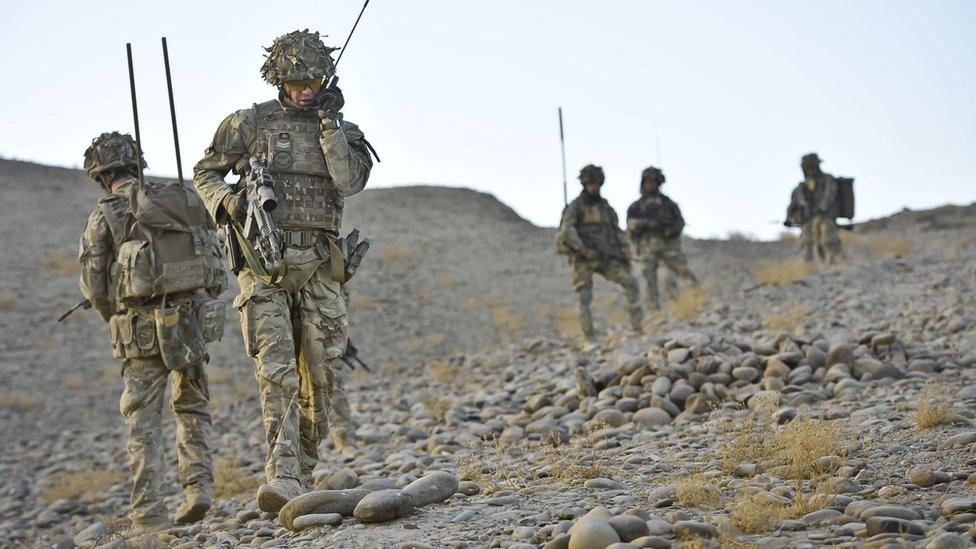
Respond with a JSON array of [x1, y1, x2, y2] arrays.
[[79, 132, 227, 534]]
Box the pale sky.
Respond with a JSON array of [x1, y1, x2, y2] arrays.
[[3, 1, 974, 239]]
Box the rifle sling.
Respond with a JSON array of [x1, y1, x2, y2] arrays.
[[230, 221, 284, 285]]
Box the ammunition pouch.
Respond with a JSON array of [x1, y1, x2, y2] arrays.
[[154, 301, 209, 371], [108, 311, 159, 359], [194, 295, 227, 343]]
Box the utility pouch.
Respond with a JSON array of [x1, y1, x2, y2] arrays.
[[108, 314, 125, 358], [111, 312, 159, 358], [195, 296, 227, 343], [154, 301, 208, 371]]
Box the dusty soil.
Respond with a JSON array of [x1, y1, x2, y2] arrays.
[[1, 157, 975, 548]]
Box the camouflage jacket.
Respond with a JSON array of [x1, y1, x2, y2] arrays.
[[192, 98, 373, 223], [557, 192, 628, 260], [787, 173, 840, 225], [78, 180, 138, 322], [625, 192, 685, 240]]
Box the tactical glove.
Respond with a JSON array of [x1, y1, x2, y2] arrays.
[[222, 191, 248, 225], [316, 80, 345, 127]]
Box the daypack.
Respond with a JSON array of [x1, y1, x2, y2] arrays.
[[103, 179, 226, 304], [836, 177, 855, 220]]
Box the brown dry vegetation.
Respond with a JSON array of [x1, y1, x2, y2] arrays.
[[668, 284, 709, 321], [214, 455, 261, 498], [754, 258, 815, 286], [0, 393, 41, 411], [40, 250, 78, 276], [841, 233, 912, 258], [43, 468, 122, 503], [427, 359, 460, 383], [376, 244, 409, 265], [675, 474, 720, 507], [727, 231, 755, 242], [916, 380, 954, 429], [777, 231, 800, 245], [0, 292, 13, 310], [762, 302, 810, 337]]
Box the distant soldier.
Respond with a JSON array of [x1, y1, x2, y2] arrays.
[[626, 166, 698, 309], [79, 133, 226, 534], [785, 153, 852, 264], [557, 164, 643, 340], [193, 30, 375, 511]]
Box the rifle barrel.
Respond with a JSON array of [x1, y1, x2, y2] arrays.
[[161, 37, 184, 186], [126, 44, 146, 185]]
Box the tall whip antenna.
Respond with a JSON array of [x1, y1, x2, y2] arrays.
[[126, 43, 146, 185], [161, 37, 185, 187], [558, 107, 567, 207], [327, 0, 371, 87]]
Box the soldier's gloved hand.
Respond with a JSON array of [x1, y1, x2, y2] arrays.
[[316, 82, 345, 130], [222, 191, 248, 226]]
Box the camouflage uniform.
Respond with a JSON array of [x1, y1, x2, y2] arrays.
[[192, 30, 373, 510], [329, 286, 357, 454], [78, 133, 217, 531], [557, 165, 642, 339], [786, 153, 844, 264], [626, 167, 698, 308]]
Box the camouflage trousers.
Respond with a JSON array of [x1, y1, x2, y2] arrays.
[[801, 215, 843, 265], [329, 367, 355, 449], [236, 246, 347, 485], [632, 236, 698, 308], [120, 356, 212, 522], [569, 254, 642, 337]]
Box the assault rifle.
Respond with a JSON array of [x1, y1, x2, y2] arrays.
[[232, 157, 285, 280], [56, 299, 91, 323], [780, 219, 855, 231], [340, 339, 371, 371]]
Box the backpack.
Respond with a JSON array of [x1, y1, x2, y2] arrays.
[[102, 179, 226, 304]]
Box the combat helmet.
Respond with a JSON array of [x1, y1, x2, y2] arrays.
[[261, 29, 338, 86], [578, 164, 605, 185], [640, 166, 666, 185], [800, 153, 822, 167], [83, 132, 146, 181]]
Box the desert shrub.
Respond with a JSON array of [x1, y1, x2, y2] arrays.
[[376, 245, 408, 265], [0, 393, 40, 411], [214, 455, 260, 498], [777, 231, 799, 245], [675, 474, 720, 507], [0, 292, 13, 310], [916, 380, 954, 429], [428, 359, 460, 383], [668, 284, 708, 321], [40, 250, 77, 276], [762, 302, 809, 337], [727, 231, 755, 242], [43, 468, 121, 503], [754, 258, 815, 285]]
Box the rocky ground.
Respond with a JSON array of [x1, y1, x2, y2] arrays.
[[1, 158, 975, 548]]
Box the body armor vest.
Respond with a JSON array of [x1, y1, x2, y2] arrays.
[[252, 100, 343, 232], [576, 198, 620, 254]]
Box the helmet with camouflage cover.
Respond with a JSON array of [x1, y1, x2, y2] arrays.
[[578, 164, 605, 185], [800, 152, 822, 167], [83, 132, 146, 181], [261, 29, 338, 86], [640, 166, 665, 185]]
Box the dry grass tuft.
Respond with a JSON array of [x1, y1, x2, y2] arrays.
[[402, 337, 425, 353], [762, 302, 809, 337], [0, 393, 41, 411], [727, 231, 755, 242], [355, 295, 377, 310], [727, 494, 785, 534], [428, 359, 460, 383], [0, 292, 13, 310], [40, 250, 78, 276], [421, 393, 452, 423], [66, 375, 86, 390], [555, 306, 581, 339], [754, 258, 815, 286], [777, 231, 800, 245], [770, 417, 845, 479], [541, 422, 614, 483], [668, 284, 708, 321], [43, 468, 122, 503], [675, 474, 720, 508], [214, 455, 261, 498], [376, 245, 409, 265], [916, 380, 954, 429]]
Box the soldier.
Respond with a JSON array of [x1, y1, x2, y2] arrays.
[[557, 164, 643, 340], [626, 166, 698, 309], [329, 286, 358, 457], [785, 153, 847, 264], [79, 132, 224, 534], [193, 30, 374, 512]]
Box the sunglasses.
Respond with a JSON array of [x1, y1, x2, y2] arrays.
[[282, 78, 325, 94]]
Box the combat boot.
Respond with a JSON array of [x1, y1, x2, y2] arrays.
[[174, 482, 213, 524], [129, 513, 171, 536], [256, 477, 304, 513]]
